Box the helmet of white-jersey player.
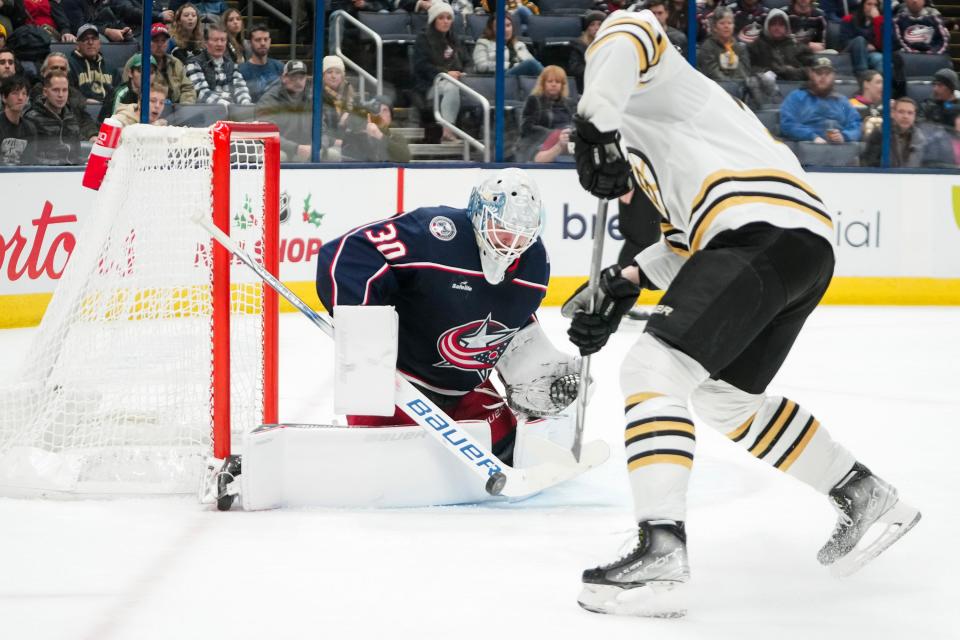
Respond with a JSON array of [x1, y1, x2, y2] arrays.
[[467, 168, 545, 285]]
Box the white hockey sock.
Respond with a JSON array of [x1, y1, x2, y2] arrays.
[[727, 396, 855, 494], [624, 393, 696, 522]]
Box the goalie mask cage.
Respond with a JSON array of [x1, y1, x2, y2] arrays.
[[0, 122, 279, 496]]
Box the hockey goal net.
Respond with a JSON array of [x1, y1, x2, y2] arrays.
[[0, 122, 279, 496]]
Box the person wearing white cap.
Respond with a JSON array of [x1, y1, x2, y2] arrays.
[[321, 54, 359, 160], [413, 1, 468, 142]]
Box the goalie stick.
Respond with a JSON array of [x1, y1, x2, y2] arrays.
[[572, 198, 608, 462], [192, 210, 608, 502]]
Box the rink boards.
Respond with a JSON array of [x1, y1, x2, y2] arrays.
[[1, 166, 959, 328]]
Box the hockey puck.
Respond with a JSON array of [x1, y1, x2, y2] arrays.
[[485, 472, 507, 496]]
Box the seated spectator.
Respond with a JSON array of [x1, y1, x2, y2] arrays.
[[0, 47, 16, 82], [1, 75, 37, 165], [219, 8, 247, 65], [185, 24, 252, 105], [30, 50, 98, 128], [472, 14, 542, 77], [239, 24, 283, 103], [149, 23, 195, 104], [569, 10, 605, 96], [645, 0, 687, 57], [749, 9, 812, 83], [68, 24, 115, 103], [894, 0, 949, 55], [344, 95, 412, 163], [413, 2, 470, 143], [0, 24, 6, 50], [257, 59, 312, 162], [780, 56, 861, 143], [169, 3, 205, 64], [699, 6, 752, 83], [731, 0, 769, 45], [98, 53, 155, 121], [787, 0, 826, 52], [861, 97, 950, 166], [23, 69, 97, 164], [20, 0, 78, 43], [849, 69, 883, 136], [518, 65, 576, 163], [920, 67, 960, 126], [321, 55, 366, 160], [112, 77, 169, 125], [113, 0, 171, 36], [841, 0, 883, 74], [71, 0, 132, 42]]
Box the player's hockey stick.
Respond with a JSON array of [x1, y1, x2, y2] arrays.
[[192, 212, 608, 499], [572, 198, 609, 462]]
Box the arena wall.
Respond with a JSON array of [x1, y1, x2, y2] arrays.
[[2, 166, 959, 328]]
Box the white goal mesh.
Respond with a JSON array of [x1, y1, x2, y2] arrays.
[[0, 124, 276, 496]]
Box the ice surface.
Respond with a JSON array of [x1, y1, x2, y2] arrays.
[[1, 306, 957, 640]]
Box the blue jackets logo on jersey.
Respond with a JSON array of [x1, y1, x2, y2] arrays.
[[435, 314, 518, 376], [429, 216, 457, 241]]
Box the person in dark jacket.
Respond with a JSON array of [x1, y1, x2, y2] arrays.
[[0, 74, 36, 164], [841, 0, 883, 73], [23, 68, 97, 164], [518, 64, 576, 163], [920, 67, 960, 126], [256, 59, 312, 162], [412, 1, 469, 142], [68, 0, 131, 41], [344, 95, 412, 163], [113, 0, 171, 35], [16, 0, 77, 43], [67, 23, 115, 103], [787, 0, 826, 52], [568, 10, 604, 95], [894, 0, 949, 55], [862, 96, 950, 166], [748, 8, 813, 81], [699, 6, 752, 83]]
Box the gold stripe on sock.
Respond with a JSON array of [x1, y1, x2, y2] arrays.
[[777, 419, 821, 472], [628, 453, 694, 471]]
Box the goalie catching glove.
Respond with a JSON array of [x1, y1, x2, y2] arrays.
[[562, 265, 641, 356], [495, 323, 592, 418], [573, 115, 633, 200]]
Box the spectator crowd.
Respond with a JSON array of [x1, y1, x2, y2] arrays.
[[1, 0, 959, 167]]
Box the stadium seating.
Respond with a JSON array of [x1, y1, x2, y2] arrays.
[[357, 12, 415, 44], [755, 108, 780, 136], [795, 141, 861, 167], [905, 81, 934, 103], [536, 0, 594, 15], [819, 51, 854, 78], [900, 52, 953, 80], [227, 104, 257, 122], [50, 42, 137, 74]]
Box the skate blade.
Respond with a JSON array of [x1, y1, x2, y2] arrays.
[[830, 500, 921, 578], [577, 581, 687, 618]]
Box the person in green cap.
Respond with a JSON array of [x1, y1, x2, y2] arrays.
[[98, 52, 158, 122]]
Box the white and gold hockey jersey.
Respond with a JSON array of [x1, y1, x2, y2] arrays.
[[578, 10, 834, 282]]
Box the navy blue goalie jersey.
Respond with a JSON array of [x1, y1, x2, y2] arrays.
[[316, 207, 550, 396]]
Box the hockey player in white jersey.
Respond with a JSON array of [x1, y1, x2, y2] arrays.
[[563, 7, 921, 617]]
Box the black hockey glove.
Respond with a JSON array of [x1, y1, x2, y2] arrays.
[[561, 265, 641, 356], [573, 115, 633, 200]]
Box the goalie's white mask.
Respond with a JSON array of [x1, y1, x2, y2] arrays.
[[468, 168, 545, 285]]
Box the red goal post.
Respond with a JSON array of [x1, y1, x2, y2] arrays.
[[211, 122, 280, 461]]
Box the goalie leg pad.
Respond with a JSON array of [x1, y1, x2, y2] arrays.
[[240, 421, 497, 509]]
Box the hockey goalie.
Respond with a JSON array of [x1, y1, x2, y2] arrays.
[[226, 167, 608, 510]]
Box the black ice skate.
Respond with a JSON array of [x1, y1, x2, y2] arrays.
[[818, 462, 921, 577], [578, 520, 689, 618]]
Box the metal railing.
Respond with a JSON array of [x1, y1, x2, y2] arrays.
[[330, 10, 384, 102], [433, 73, 490, 163], [245, 0, 298, 59]]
